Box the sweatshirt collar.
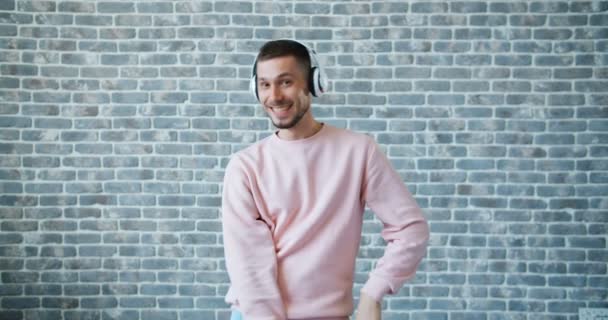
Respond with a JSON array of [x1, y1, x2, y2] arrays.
[[270, 122, 327, 146]]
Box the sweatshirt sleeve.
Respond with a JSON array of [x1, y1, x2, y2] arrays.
[[221, 155, 287, 320], [360, 139, 430, 303]]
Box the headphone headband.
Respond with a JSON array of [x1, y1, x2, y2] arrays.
[[250, 39, 328, 101]]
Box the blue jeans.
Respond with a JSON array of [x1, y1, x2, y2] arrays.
[[230, 310, 243, 320]]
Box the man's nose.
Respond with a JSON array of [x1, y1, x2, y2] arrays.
[[269, 85, 283, 102]]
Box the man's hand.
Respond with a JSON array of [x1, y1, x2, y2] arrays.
[[353, 292, 381, 320]]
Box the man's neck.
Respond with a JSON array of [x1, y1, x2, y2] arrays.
[[276, 116, 323, 141]]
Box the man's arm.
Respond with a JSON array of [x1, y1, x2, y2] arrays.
[[360, 139, 430, 304], [222, 155, 287, 320], [354, 292, 382, 320]]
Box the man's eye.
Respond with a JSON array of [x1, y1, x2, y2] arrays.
[[282, 80, 291, 86]]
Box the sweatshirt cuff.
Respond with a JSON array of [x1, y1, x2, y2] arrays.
[[361, 275, 392, 303]]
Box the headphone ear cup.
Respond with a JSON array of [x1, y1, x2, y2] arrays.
[[306, 45, 326, 97], [314, 67, 321, 97], [311, 67, 323, 97], [317, 66, 328, 95], [309, 67, 318, 97], [250, 75, 259, 101]]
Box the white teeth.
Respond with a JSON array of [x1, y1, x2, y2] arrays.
[[271, 105, 291, 111]]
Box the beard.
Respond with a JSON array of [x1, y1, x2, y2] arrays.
[[267, 101, 310, 130]]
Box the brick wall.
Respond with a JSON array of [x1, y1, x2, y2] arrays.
[[1, 1, 607, 319]]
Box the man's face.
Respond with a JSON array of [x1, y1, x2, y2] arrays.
[[256, 56, 311, 129]]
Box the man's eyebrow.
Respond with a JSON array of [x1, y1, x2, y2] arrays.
[[258, 72, 294, 81]]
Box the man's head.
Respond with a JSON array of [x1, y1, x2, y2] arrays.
[[254, 40, 312, 96], [251, 40, 326, 130]]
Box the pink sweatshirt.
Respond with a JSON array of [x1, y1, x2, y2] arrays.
[[222, 124, 429, 320]]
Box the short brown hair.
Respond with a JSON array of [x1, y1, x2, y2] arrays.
[[254, 39, 311, 79]]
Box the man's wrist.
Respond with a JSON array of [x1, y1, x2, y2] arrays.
[[361, 276, 389, 303], [360, 291, 381, 305]]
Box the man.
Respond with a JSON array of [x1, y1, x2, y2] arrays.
[[221, 39, 429, 320]]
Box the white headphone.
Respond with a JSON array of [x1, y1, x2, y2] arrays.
[[250, 39, 328, 101]]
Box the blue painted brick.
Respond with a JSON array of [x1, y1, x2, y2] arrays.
[[2, 2, 606, 319]]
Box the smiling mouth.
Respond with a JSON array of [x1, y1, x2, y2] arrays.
[[269, 104, 292, 117]]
